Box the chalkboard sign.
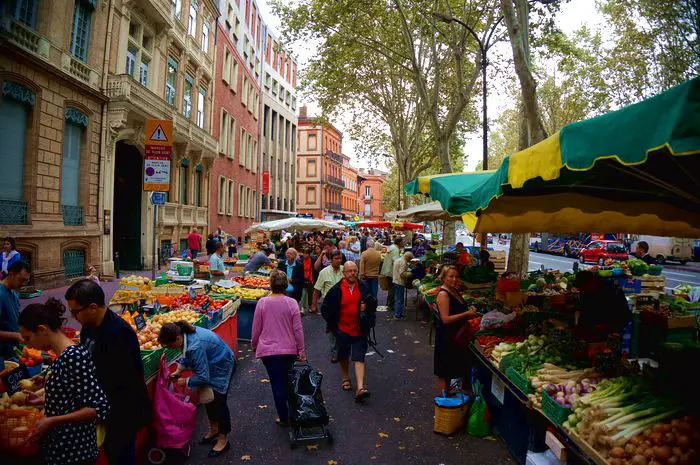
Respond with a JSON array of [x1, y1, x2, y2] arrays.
[[188, 287, 197, 301], [134, 313, 147, 332], [2, 365, 30, 395], [153, 299, 161, 314]]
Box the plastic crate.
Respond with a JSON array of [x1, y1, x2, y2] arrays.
[[506, 367, 533, 394], [194, 314, 210, 329], [541, 391, 572, 425], [613, 278, 642, 294], [140, 348, 164, 379], [164, 347, 182, 363]]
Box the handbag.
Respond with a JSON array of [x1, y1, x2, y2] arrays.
[[451, 319, 475, 349]]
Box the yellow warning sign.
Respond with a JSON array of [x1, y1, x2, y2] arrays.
[[145, 119, 172, 147]]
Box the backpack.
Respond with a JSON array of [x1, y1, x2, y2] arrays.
[[360, 294, 378, 330]]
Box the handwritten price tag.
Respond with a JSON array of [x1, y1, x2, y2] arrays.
[[134, 313, 147, 332]]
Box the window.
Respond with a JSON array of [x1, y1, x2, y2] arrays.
[[139, 60, 149, 86], [238, 185, 244, 216], [306, 187, 316, 204], [242, 76, 248, 107], [248, 189, 254, 218], [239, 128, 246, 166], [71, 0, 93, 62], [223, 49, 231, 84], [179, 161, 188, 204], [201, 21, 209, 52], [251, 140, 257, 172], [229, 117, 236, 159], [218, 177, 226, 214], [197, 87, 205, 128], [126, 47, 137, 77], [188, 1, 197, 36], [166, 58, 177, 105], [14, 0, 38, 28], [365, 186, 371, 197], [172, 0, 182, 18], [61, 118, 83, 210], [183, 73, 193, 117], [308, 133, 317, 150], [231, 59, 239, 92], [227, 180, 234, 215], [194, 166, 202, 207], [232, 17, 240, 46], [247, 83, 254, 111], [364, 204, 371, 217], [219, 111, 228, 155]]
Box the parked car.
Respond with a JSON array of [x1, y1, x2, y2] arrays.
[[579, 241, 629, 265], [632, 236, 693, 264]]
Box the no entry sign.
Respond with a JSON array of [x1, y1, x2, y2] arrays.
[[144, 119, 173, 192]]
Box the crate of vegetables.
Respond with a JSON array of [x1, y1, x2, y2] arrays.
[[140, 348, 164, 379], [506, 367, 533, 394], [541, 390, 572, 426]]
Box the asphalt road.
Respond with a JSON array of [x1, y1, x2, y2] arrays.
[[525, 251, 700, 291]]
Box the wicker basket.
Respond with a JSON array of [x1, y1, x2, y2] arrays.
[[0, 409, 42, 455], [433, 402, 469, 435], [379, 276, 391, 291]]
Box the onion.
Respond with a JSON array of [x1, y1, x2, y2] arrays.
[[672, 447, 683, 457], [649, 461, 662, 465], [676, 435, 690, 449], [663, 432, 676, 445], [653, 424, 665, 433], [644, 429, 653, 438], [626, 443, 639, 456], [611, 447, 626, 459], [650, 432, 664, 446], [678, 454, 689, 465], [609, 459, 623, 465], [667, 457, 678, 465], [644, 448, 655, 459], [631, 455, 649, 465], [654, 446, 672, 463], [659, 424, 672, 434], [630, 436, 643, 446]]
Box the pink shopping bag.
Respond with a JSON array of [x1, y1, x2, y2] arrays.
[[152, 354, 197, 450]]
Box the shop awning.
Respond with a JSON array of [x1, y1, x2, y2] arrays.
[[390, 201, 461, 222], [405, 77, 700, 235], [244, 218, 346, 233]]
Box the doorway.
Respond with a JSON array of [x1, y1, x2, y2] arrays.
[[113, 142, 142, 269]]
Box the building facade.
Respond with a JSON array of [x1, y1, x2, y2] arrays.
[[341, 154, 360, 220], [0, 0, 109, 287], [358, 168, 387, 221], [210, 1, 262, 242], [260, 26, 297, 221], [296, 107, 346, 219]]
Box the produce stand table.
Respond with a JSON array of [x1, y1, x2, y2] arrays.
[[236, 299, 258, 341]]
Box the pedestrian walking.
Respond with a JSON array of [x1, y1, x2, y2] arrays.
[[392, 252, 414, 320], [206, 234, 218, 256], [19, 299, 110, 465], [187, 227, 202, 259], [278, 247, 305, 305], [65, 279, 151, 465], [311, 251, 344, 360], [321, 262, 375, 402], [359, 239, 382, 298], [252, 271, 306, 426], [0, 260, 30, 360], [300, 248, 315, 314], [1, 236, 21, 278], [380, 237, 403, 311], [226, 235, 238, 258], [159, 321, 236, 457], [434, 265, 478, 394]]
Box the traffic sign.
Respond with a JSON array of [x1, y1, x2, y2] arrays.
[[144, 119, 173, 192], [150, 192, 166, 205]]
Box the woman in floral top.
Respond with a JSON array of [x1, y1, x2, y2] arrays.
[[19, 298, 109, 465]]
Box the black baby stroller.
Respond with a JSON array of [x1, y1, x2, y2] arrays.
[[286, 361, 333, 448]]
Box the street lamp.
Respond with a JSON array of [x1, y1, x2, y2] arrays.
[[432, 11, 501, 170]]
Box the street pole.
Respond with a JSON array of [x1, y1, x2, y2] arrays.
[[152, 203, 157, 281], [481, 52, 488, 170]]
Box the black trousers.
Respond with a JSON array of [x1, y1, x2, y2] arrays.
[[205, 389, 232, 435]]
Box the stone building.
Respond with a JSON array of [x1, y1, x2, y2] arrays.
[[102, 0, 219, 272], [0, 0, 109, 287]]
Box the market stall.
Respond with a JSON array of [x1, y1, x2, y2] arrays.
[[244, 217, 346, 233]]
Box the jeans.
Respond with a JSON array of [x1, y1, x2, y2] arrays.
[[394, 284, 406, 318], [386, 280, 395, 309], [103, 432, 136, 465], [228, 247, 237, 258], [189, 248, 199, 259], [262, 355, 297, 423], [300, 287, 309, 311], [328, 332, 337, 357], [363, 278, 378, 298], [205, 389, 232, 435]]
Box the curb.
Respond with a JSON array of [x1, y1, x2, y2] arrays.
[[664, 264, 700, 274]]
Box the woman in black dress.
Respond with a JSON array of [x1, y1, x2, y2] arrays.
[[19, 298, 109, 465], [434, 265, 477, 394]]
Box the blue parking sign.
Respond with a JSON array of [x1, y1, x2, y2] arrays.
[[150, 192, 166, 205]]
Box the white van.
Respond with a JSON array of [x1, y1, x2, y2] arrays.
[[633, 236, 694, 264]]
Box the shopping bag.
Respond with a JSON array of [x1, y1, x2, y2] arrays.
[[152, 354, 197, 449], [467, 378, 490, 437]]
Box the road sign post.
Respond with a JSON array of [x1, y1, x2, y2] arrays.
[[145, 119, 173, 280]]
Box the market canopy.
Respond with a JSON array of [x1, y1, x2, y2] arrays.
[[388, 201, 461, 222], [406, 77, 700, 236], [244, 218, 345, 233], [356, 220, 424, 230]]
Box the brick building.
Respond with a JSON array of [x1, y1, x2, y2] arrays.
[[210, 1, 262, 242], [341, 154, 361, 220], [296, 107, 345, 219], [358, 168, 387, 221], [0, 0, 109, 286]]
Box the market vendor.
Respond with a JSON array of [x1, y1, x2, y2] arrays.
[[244, 243, 272, 274], [209, 241, 227, 280], [478, 249, 495, 272], [0, 260, 30, 360], [159, 321, 235, 458], [635, 240, 657, 265], [455, 242, 472, 267]]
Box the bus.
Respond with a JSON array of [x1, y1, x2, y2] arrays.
[[529, 233, 622, 257]]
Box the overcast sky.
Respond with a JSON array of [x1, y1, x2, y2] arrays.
[[257, 0, 603, 171]]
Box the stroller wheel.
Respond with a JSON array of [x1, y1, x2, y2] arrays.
[[326, 430, 334, 445], [289, 431, 298, 449], [147, 447, 167, 465]]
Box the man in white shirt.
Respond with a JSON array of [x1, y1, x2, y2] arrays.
[[392, 251, 413, 320], [380, 237, 404, 310]]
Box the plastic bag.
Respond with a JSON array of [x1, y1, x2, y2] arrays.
[[467, 379, 490, 437], [152, 355, 197, 449], [286, 363, 329, 427], [480, 310, 517, 330]]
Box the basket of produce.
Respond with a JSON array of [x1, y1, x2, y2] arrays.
[[626, 258, 649, 277], [541, 390, 572, 425], [140, 348, 165, 379], [647, 264, 664, 276], [164, 347, 182, 363], [506, 367, 533, 394], [233, 276, 270, 289], [0, 409, 43, 455], [433, 393, 470, 435]]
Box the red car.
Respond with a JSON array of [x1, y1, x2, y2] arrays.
[[579, 240, 629, 265]]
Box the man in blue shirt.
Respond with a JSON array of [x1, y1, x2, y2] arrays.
[[244, 243, 272, 274], [0, 261, 30, 360]]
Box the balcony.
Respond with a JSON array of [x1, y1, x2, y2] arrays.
[[326, 176, 345, 188], [174, 112, 218, 155], [107, 74, 171, 120], [327, 203, 342, 212], [364, 194, 373, 201], [326, 151, 344, 164], [61, 53, 100, 88], [61, 205, 84, 226], [0, 199, 28, 225], [5, 18, 49, 58], [158, 203, 208, 227]]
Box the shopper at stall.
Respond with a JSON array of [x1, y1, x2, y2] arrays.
[[478, 249, 495, 272], [0, 260, 30, 360], [252, 270, 306, 426], [300, 248, 315, 313], [159, 321, 236, 457], [635, 240, 657, 265], [434, 265, 478, 394], [360, 240, 383, 298], [226, 235, 238, 258], [392, 251, 414, 320], [348, 237, 362, 263], [19, 298, 110, 465], [210, 241, 227, 280], [381, 237, 404, 311], [65, 279, 151, 465], [278, 247, 305, 304], [205, 234, 218, 256], [321, 262, 373, 401], [2, 236, 21, 278], [412, 237, 426, 258], [187, 227, 202, 259], [456, 242, 472, 268], [244, 243, 272, 274]]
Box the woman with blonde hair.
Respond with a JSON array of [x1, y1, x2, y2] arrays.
[[433, 265, 477, 394]]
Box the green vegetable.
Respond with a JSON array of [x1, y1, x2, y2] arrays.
[[626, 259, 649, 276]]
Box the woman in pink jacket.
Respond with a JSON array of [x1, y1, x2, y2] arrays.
[[252, 270, 306, 426]]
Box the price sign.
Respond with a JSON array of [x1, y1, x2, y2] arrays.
[[134, 313, 147, 332], [153, 299, 161, 314], [201, 299, 211, 311], [189, 287, 197, 301], [491, 373, 505, 405], [2, 365, 30, 395]]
